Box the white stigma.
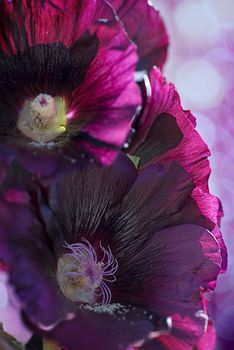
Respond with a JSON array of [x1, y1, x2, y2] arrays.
[[17, 93, 67, 143], [57, 239, 118, 305]]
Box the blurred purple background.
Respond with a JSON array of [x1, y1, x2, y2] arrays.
[[154, 0, 234, 345]]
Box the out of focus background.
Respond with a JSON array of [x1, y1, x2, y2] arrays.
[[153, 0, 234, 346]]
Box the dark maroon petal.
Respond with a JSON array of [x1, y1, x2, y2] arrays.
[[109, 0, 169, 71], [14, 142, 89, 182], [0, 201, 70, 327], [0, 144, 15, 188], [130, 112, 183, 166], [48, 152, 137, 244], [106, 162, 212, 252], [29, 306, 169, 350], [139, 340, 167, 350], [113, 225, 221, 347], [216, 338, 234, 350]]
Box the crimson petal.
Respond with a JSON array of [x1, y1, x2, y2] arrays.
[[109, 0, 169, 71]]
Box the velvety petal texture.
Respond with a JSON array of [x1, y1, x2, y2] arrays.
[[29, 306, 170, 350], [0, 0, 140, 175], [108, 0, 169, 71], [0, 153, 222, 349], [129, 68, 210, 189], [0, 201, 70, 327]]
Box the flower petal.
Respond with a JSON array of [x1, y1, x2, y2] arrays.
[[130, 68, 211, 191], [107, 161, 212, 252], [0, 0, 140, 167], [129, 68, 226, 262], [28, 306, 170, 350], [109, 0, 169, 71], [113, 224, 221, 347], [0, 201, 70, 327], [155, 318, 216, 350], [48, 152, 137, 244]]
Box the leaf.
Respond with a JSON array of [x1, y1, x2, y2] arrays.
[[0, 323, 25, 350]]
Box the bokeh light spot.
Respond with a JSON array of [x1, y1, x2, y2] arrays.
[[175, 59, 224, 109]]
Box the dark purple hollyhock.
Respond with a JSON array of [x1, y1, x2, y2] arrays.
[[108, 0, 169, 71], [0, 153, 221, 350], [0, 0, 140, 177]]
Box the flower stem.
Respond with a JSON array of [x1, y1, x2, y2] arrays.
[[43, 339, 61, 350]]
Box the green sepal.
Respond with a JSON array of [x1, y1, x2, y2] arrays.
[[127, 154, 140, 168]]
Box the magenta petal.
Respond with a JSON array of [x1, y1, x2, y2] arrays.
[[211, 225, 227, 274], [130, 68, 211, 191], [76, 139, 119, 165], [0, 0, 140, 169], [195, 321, 216, 350], [0, 0, 119, 51], [78, 41, 141, 149], [156, 319, 216, 350], [109, 0, 169, 71], [129, 69, 227, 248]]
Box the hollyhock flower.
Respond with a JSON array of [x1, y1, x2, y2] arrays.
[[108, 0, 169, 71], [128, 67, 227, 273], [0, 153, 222, 350], [0, 0, 141, 178]]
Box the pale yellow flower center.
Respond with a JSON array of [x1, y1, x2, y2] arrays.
[[17, 93, 67, 143]]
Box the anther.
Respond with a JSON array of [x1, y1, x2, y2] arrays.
[[57, 239, 118, 305]]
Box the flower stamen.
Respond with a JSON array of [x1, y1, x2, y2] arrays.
[[57, 239, 118, 305]]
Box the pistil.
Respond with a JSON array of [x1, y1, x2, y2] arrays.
[[17, 93, 67, 143]]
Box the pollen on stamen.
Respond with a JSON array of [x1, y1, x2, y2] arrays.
[[17, 93, 68, 143], [57, 239, 118, 305]]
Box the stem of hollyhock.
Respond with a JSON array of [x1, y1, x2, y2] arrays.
[[43, 339, 61, 350]]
